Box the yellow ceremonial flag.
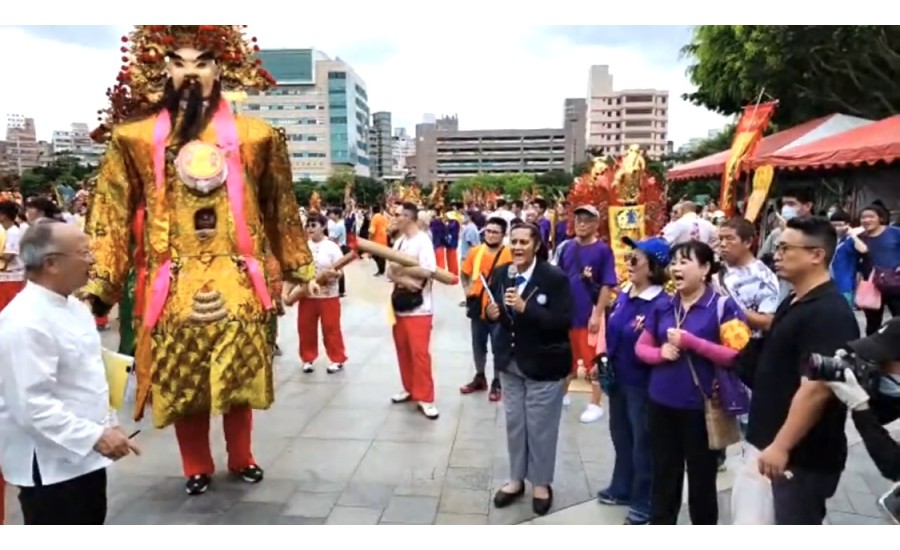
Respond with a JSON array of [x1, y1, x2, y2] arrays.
[[103, 348, 135, 410], [744, 165, 775, 223], [608, 205, 646, 286]]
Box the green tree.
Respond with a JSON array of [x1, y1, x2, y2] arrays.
[[18, 154, 96, 198], [533, 170, 574, 200], [682, 25, 900, 127], [292, 178, 316, 207], [352, 176, 385, 207]]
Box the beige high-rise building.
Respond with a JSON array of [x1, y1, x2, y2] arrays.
[[4, 115, 40, 175], [236, 49, 370, 182], [586, 65, 669, 160]]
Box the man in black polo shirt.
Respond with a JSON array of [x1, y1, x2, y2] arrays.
[[747, 216, 861, 524]]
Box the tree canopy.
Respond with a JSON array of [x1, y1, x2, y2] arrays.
[[447, 171, 574, 204], [292, 169, 386, 210], [5, 154, 96, 200], [682, 25, 900, 127]]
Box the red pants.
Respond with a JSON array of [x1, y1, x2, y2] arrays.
[[0, 281, 22, 525], [435, 246, 447, 270], [392, 315, 435, 403], [569, 328, 595, 375], [297, 297, 347, 364], [446, 247, 459, 276], [174, 407, 255, 477], [0, 280, 24, 312]]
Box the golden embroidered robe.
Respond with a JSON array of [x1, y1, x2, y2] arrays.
[[84, 114, 314, 429]]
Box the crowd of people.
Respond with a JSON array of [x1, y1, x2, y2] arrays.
[[1, 23, 898, 527]]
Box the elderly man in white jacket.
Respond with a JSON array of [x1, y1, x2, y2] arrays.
[[0, 220, 139, 525]]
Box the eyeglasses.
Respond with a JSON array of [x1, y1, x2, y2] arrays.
[[574, 216, 597, 225], [774, 243, 821, 254]]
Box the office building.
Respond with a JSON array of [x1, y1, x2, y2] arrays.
[[586, 65, 669, 159], [4, 115, 40, 175], [367, 111, 393, 179], [563, 98, 587, 169], [390, 128, 415, 179], [51, 122, 105, 166], [237, 48, 370, 182], [415, 117, 567, 185]]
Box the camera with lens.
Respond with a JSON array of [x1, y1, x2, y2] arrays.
[[807, 349, 881, 392]]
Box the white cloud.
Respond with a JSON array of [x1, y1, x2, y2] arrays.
[[0, 25, 730, 147]]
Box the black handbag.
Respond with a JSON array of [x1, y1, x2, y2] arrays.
[[466, 246, 505, 320]]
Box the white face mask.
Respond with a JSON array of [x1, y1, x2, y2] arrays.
[[781, 205, 798, 220]]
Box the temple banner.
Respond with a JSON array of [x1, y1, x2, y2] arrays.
[[609, 205, 646, 284], [720, 101, 778, 217]]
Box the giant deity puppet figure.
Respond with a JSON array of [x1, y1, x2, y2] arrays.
[[84, 25, 318, 496]]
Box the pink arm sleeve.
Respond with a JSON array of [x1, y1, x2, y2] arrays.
[[635, 330, 666, 365], [681, 332, 739, 367]]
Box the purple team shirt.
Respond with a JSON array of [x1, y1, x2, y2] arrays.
[[644, 286, 747, 410], [430, 219, 446, 249], [606, 286, 669, 388], [558, 240, 618, 328], [538, 217, 552, 247]]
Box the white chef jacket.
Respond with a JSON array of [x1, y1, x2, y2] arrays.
[[0, 282, 115, 487]]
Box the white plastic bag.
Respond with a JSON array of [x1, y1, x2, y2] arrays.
[[731, 445, 775, 525]]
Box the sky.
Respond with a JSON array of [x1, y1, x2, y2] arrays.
[[0, 25, 731, 147]]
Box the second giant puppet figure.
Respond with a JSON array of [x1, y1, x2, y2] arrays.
[[85, 25, 317, 496]]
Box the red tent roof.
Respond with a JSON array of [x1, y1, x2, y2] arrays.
[[747, 115, 900, 172], [667, 114, 871, 183]]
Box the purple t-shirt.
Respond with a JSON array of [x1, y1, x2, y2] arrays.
[[538, 217, 552, 247], [558, 240, 618, 328], [606, 285, 669, 388], [430, 219, 446, 249], [645, 287, 747, 410], [554, 220, 569, 247]]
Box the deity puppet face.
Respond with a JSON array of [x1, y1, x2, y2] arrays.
[[166, 47, 221, 98]]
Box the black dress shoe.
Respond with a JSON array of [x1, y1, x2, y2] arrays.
[[185, 474, 211, 496], [532, 486, 553, 516], [493, 485, 525, 508], [237, 464, 264, 484]]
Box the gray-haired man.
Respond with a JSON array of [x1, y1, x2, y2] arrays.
[[0, 220, 139, 525]]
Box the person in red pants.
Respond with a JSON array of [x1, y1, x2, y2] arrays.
[[430, 212, 447, 271], [388, 202, 439, 420], [0, 199, 27, 524], [294, 214, 347, 374], [445, 209, 461, 277]]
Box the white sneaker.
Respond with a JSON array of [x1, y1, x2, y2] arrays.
[[302, 362, 314, 373], [391, 391, 411, 403], [326, 363, 344, 374], [417, 402, 439, 420], [580, 404, 604, 423], [563, 394, 571, 407]]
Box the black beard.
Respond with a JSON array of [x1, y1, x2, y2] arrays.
[[161, 78, 220, 147]]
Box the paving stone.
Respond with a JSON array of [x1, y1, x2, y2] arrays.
[[240, 480, 300, 504], [282, 491, 341, 518], [444, 467, 493, 491], [381, 495, 439, 524], [439, 488, 490, 515], [218, 502, 286, 525], [338, 482, 396, 509], [325, 506, 383, 525]]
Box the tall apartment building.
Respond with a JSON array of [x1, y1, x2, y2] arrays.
[[367, 111, 393, 179], [586, 65, 669, 160], [237, 48, 370, 182], [52, 122, 105, 166], [391, 128, 416, 178], [563, 98, 587, 169], [4, 115, 40, 175], [415, 118, 566, 185]]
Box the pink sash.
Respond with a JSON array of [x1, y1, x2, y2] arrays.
[[145, 101, 273, 329]]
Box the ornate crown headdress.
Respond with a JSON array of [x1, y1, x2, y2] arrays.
[[91, 25, 276, 143]]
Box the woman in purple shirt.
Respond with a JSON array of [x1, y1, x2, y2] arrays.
[[635, 241, 750, 525], [596, 237, 671, 525]]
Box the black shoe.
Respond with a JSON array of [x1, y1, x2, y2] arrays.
[[493, 484, 525, 508], [185, 474, 211, 496], [533, 486, 553, 516], [238, 464, 264, 484]]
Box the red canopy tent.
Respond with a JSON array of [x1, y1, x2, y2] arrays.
[[747, 115, 900, 172], [667, 114, 872, 182]]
